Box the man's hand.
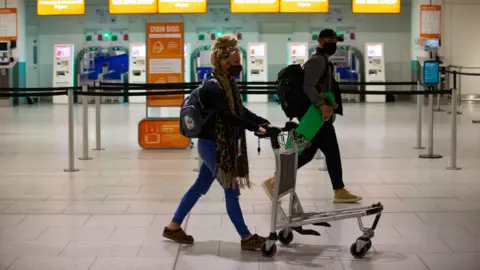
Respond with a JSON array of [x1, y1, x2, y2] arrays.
[[319, 104, 334, 122]]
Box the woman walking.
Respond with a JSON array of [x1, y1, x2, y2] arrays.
[[163, 34, 271, 251]]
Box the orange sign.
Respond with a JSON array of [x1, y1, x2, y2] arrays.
[[37, 0, 85, 15], [0, 9, 17, 40], [280, 0, 328, 13], [420, 5, 441, 39], [352, 0, 400, 14], [109, 0, 158, 14], [138, 118, 190, 149], [231, 0, 279, 13], [146, 22, 184, 107], [158, 0, 206, 13]]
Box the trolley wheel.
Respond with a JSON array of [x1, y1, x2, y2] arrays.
[[278, 229, 294, 245], [261, 243, 277, 257], [350, 239, 372, 259]]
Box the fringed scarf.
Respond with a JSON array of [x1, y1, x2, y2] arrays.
[[212, 69, 251, 190]]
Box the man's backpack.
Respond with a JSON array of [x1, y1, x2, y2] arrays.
[[179, 79, 216, 138], [276, 64, 311, 119]]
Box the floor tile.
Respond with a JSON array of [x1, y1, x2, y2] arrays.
[[0, 241, 69, 257], [89, 257, 175, 270], [0, 215, 26, 226], [419, 253, 480, 270], [83, 215, 154, 227], [8, 257, 95, 270], [38, 226, 115, 241], [60, 241, 142, 257], [18, 215, 90, 227], [0, 226, 46, 241], [341, 253, 428, 270]]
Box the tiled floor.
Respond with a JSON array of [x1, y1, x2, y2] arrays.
[[0, 102, 480, 270]]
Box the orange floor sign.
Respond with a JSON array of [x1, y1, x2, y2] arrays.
[[138, 118, 190, 149]]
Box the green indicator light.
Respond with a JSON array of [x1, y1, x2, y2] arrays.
[[198, 34, 205, 41], [216, 31, 223, 37], [90, 47, 98, 51], [113, 47, 120, 51], [86, 35, 92, 41], [312, 34, 318, 40], [103, 32, 110, 38], [111, 35, 118, 41]]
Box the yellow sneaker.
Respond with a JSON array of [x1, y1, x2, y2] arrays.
[[334, 188, 362, 203], [262, 177, 275, 200]]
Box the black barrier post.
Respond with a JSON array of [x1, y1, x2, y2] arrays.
[[419, 85, 443, 159], [65, 88, 79, 172]]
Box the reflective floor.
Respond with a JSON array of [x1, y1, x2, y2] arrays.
[[0, 102, 479, 270]]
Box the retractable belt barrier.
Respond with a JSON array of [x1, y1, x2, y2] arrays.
[[0, 79, 461, 173]]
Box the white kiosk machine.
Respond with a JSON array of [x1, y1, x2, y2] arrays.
[[53, 44, 75, 104], [247, 43, 268, 102], [365, 43, 386, 102], [287, 43, 308, 65], [129, 43, 146, 103]]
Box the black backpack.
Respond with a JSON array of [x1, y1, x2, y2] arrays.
[[276, 64, 311, 119], [276, 55, 330, 119], [179, 79, 216, 138]]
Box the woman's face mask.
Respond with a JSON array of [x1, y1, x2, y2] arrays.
[[227, 65, 243, 77]]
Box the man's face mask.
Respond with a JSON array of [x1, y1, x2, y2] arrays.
[[323, 42, 337, 56], [227, 65, 243, 77]]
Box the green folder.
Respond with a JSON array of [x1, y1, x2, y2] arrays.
[[286, 92, 335, 155]]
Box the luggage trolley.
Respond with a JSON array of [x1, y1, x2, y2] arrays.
[[257, 122, 384, 258]]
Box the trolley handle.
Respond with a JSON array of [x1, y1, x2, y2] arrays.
[[254, 121, 298, 150]]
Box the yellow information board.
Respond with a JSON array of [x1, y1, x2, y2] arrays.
[[158, 0, 206, 13], [231, 0, 279, 13], [352, 0, 400, 14], [37, 0, 85, 15], [280, 0, 328, 13], [109, 0, 158, 14]]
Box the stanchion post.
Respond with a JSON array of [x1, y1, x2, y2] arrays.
[[447, 71, 461, 170], [65, 88, 79, 172], [93, 76, 105, 151], [79, 85, 93, 160], [419, 86, 442, 159], [415, 81, 425, 149]]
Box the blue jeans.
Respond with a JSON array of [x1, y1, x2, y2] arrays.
[[172, 139, 251, 239]]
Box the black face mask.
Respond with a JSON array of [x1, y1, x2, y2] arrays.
[[323, 42, 337, 55], [227, 65, 243, 77]]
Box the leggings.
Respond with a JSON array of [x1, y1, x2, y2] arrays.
[[172, 139, 251, 239], [297, 119, 345, 190]]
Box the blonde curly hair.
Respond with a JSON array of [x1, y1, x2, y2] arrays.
[[210, 34, 240, 71]]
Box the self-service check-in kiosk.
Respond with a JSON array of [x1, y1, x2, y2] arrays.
[[129, 43, 146, 103], [53, 44, 74, 104], [287, 42, 308, 66], [0, 40, 18, 107], [365, 43, 386, 103], [247, 43, 268, 103]]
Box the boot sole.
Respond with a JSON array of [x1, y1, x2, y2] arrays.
[[333, 197, 362, 203], [163, 233, 194, 245]]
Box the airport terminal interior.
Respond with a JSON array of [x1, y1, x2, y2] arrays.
[[0, 0, 480, 269]]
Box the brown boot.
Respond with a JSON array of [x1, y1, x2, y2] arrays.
[[163, 227, 194, 244], [334, 188, 362, 203], [262, 177, 275, 201], [241, 234, 266, 250]]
